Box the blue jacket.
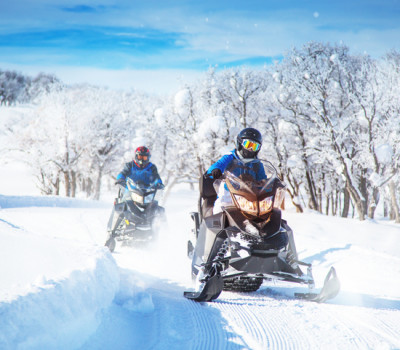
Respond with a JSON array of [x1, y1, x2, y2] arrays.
[[207, 150, 266, 180], [116, 161, 163, 187]]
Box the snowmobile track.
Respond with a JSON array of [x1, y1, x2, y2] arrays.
[[207, 289, 400, 350], [184, 296, 245, 349], [213, 294, 309, 349]]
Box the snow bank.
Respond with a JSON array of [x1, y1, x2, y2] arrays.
[[0, 225, 119, 350], [0, 194, 109, 209]]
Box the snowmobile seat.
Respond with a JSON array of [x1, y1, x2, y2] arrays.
[[199, 173, 217, 218]]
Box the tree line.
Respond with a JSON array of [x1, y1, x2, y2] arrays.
[[1, 41, 399, 222], [0, 70, 60, 106]]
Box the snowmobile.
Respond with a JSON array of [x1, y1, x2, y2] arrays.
[[105, 177, 166, 252], [184, 159, 340, 302]]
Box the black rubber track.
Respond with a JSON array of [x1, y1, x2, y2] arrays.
[[223, 277, 263, 292]]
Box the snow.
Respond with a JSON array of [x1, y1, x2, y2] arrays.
[[286, 155, 300, 168], [1, 162, 400, 350], [197, 115, 227, 139], [0, 212, 119, 349], [174, 88, 190, 114], [375, 144, 393, 164]]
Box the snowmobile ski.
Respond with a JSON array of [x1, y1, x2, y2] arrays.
[[294, 266, 340, 302], [184, 274, 224, 302], [104, 237, 116, 252]]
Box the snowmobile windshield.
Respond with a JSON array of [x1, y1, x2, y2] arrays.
[[126, 177, 158, 192], [213, 159, 286, 217], [125, 178, 163, 204]]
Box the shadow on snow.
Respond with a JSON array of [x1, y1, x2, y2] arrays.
[[80, 268, 246, 350]]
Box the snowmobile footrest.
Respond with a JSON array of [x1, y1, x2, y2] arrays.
[[184, 275, 224, 302]]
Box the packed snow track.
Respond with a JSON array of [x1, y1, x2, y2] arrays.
[[0, 190, 400, 349]]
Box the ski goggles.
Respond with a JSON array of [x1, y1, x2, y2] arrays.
[[137, 154, 149, 160], [242, 139, 261, 152]]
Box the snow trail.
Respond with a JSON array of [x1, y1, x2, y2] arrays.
[[1, 188, 400, 349]]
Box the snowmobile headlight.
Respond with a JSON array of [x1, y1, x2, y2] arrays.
[[259, 196, 273, 215], [144, 193, 155, 204], [234, 195, 258, 215], [131, 192, 144, 204]]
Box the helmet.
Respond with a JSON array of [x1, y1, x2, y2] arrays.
[[134, 146, 150, 168], [236, 127, 262, 158]]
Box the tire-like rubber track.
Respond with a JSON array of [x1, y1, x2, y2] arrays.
[[223, 277, 263, 292]]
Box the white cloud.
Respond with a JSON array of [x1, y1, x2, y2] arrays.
[[1, 1, 399, 86]]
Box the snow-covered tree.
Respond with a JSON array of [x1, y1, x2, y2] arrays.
[[2, 42, 400, 223], [0, 70, 30, 105]]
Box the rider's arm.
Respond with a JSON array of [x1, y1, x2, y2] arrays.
[[150, 164, 164, 187], [116, 162, 133, 182], [207, 154, 234, 177]]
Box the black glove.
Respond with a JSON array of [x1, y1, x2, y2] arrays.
[[115, 179, 126, 187], [211, 168, 222, 179]]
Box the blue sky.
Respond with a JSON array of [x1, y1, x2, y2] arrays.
[[1, 0, 399, 93]]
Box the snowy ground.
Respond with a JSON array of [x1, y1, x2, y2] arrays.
[[1, 162, 400, 350]]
